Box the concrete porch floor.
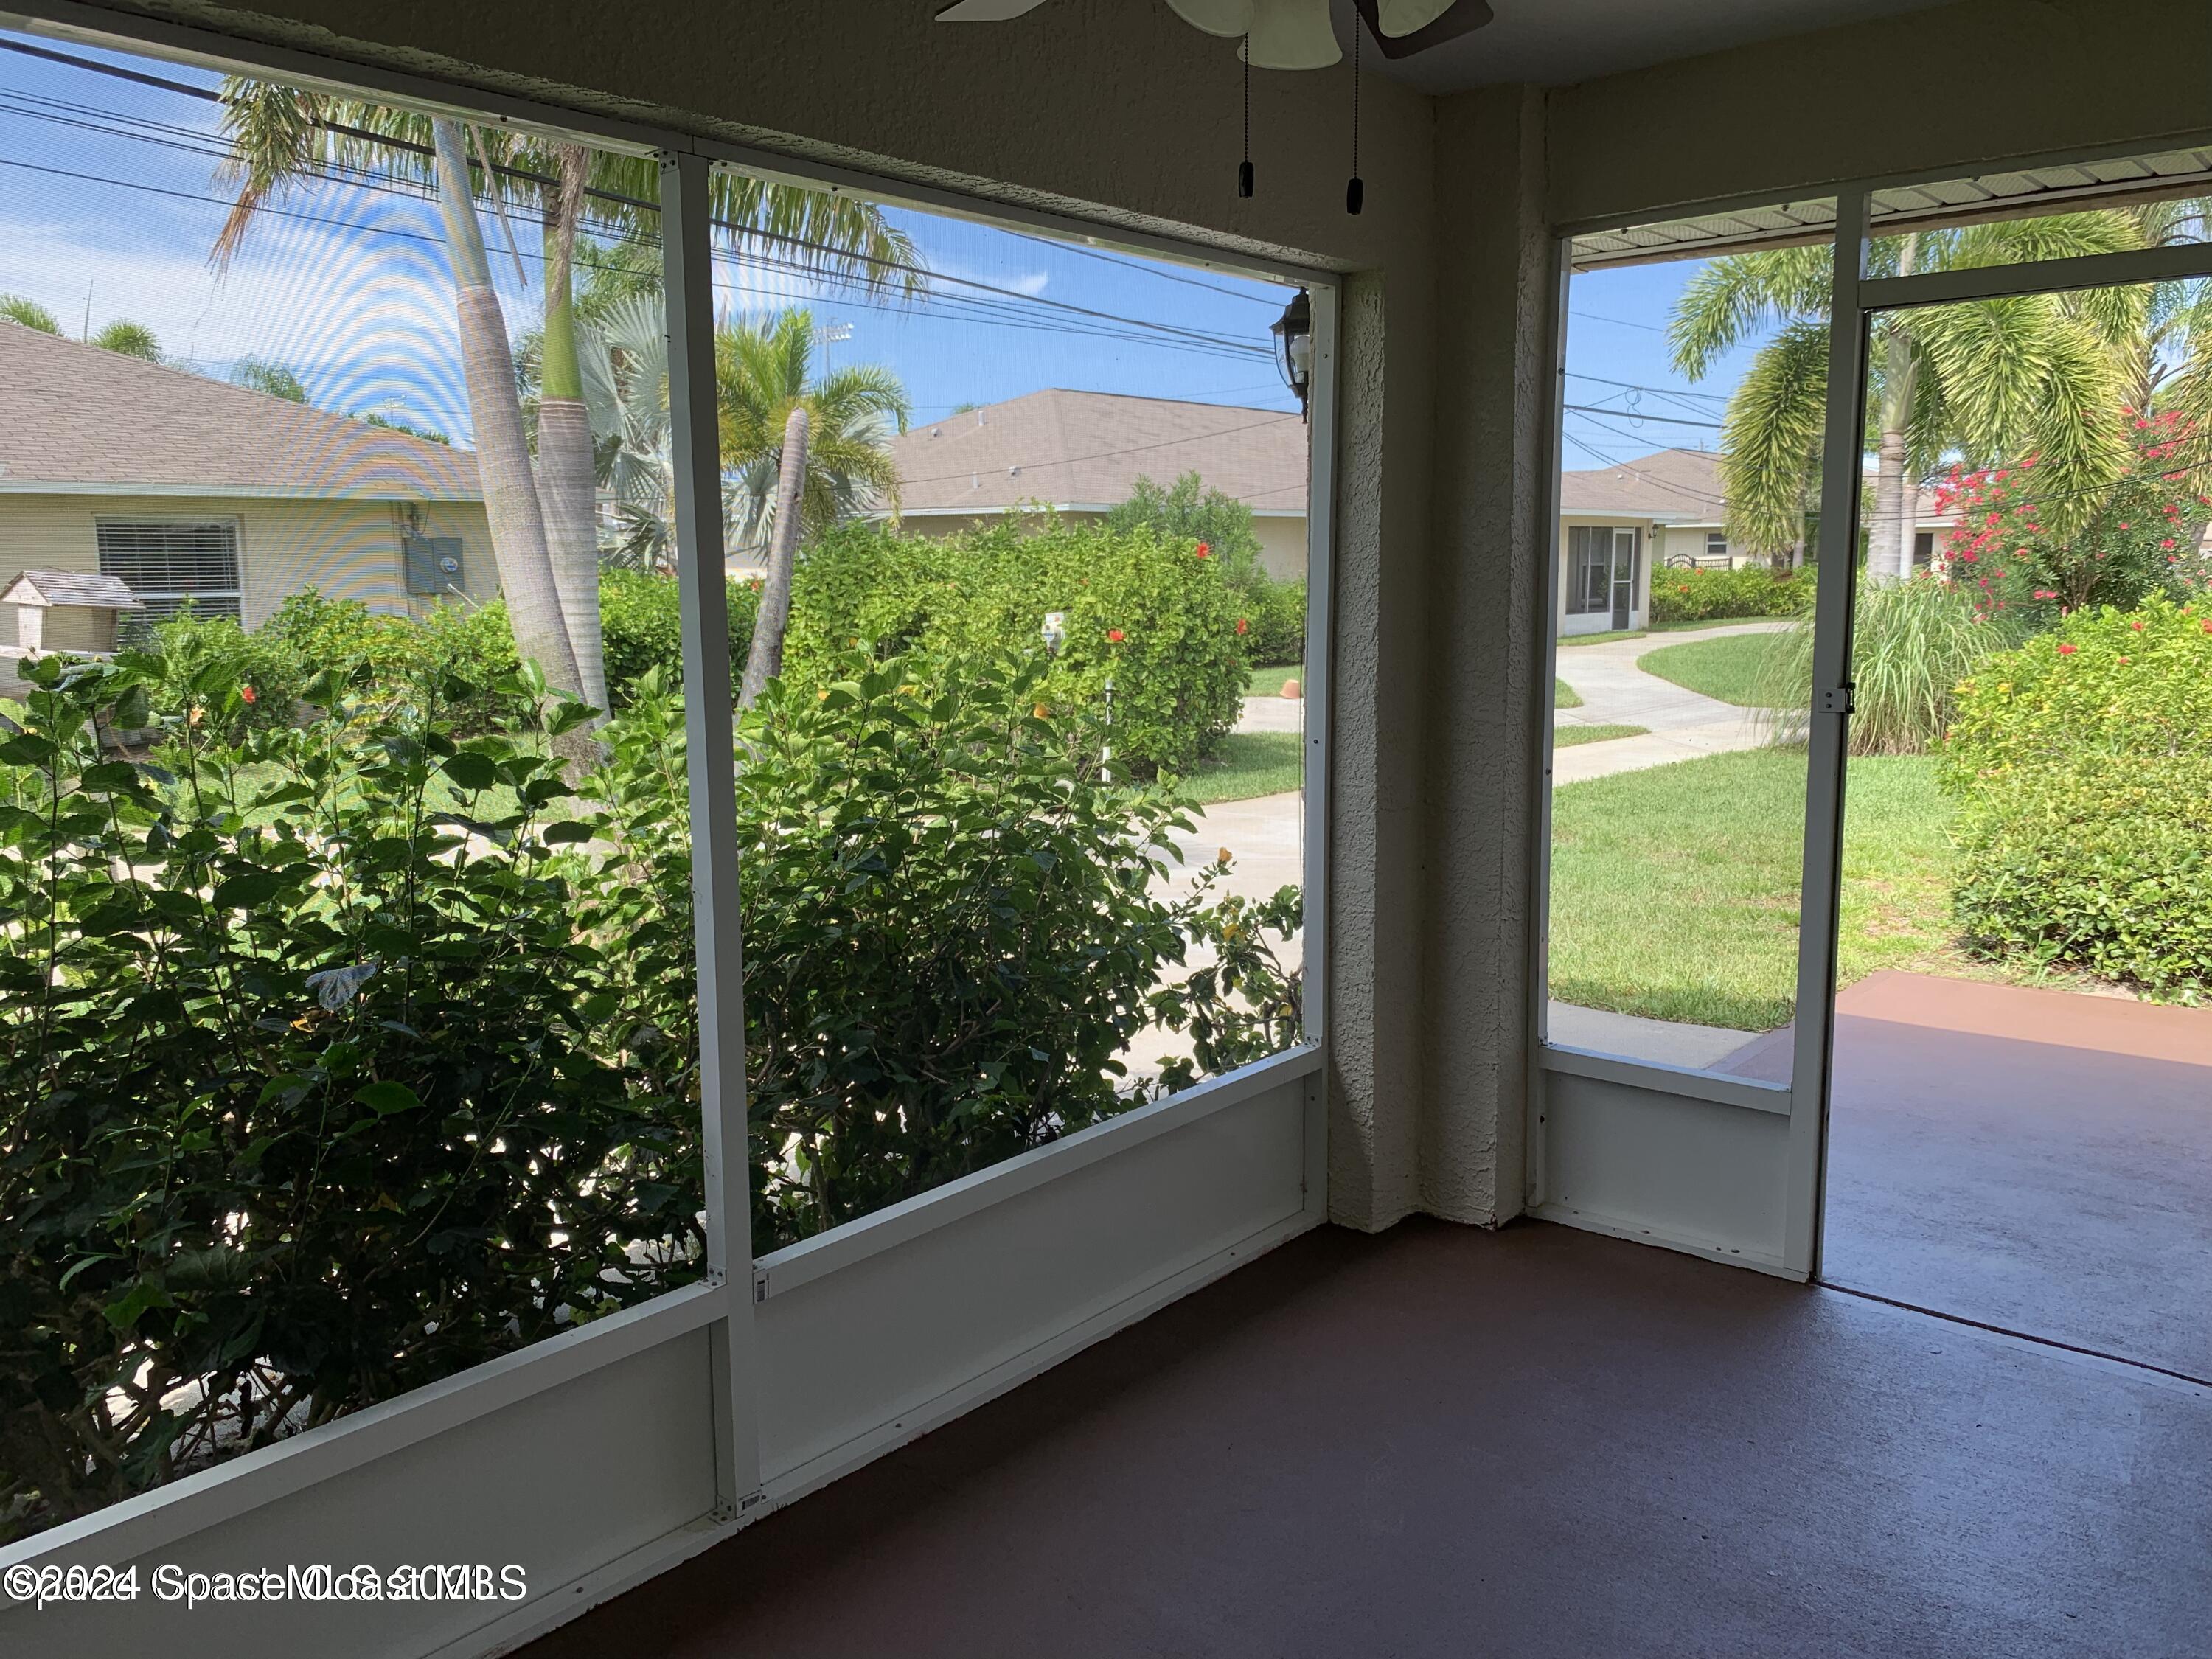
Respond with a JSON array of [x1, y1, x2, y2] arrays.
[[525, 1219, 2212, 1659], [1720, 971, 2212, 1380]]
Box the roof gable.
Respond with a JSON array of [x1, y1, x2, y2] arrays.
[[888, 389, 1307, 517], [0, 321, 481, 501]]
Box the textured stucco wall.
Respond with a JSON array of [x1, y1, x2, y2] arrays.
[[1547, 0, 2212, 229], [1416, 84, 1550, 1226], [56, 0, 1441, 1230], [0, 493, 493, 646]]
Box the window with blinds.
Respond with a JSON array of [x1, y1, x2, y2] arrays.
[[96, 518, 243, 633]]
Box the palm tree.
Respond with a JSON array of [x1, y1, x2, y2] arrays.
[[717, 309, 911, 558], [91, 319, 161, 361], [0, 293, 59, 333], [211, 79, 922, 714], [1669, 213, 2149, 577]]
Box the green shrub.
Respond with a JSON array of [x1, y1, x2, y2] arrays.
[[1242, 577, 1306, 667], [789, 519, 1247, 775], [0, 632, 1293, 1534], [598, 568, 762, 705], [1649, 564, 1811, 624], [1943, 598, 2212, 995], [144, 609, 307, 734], [1756, 572, 2020, 754], [0, 652, 698, 1537], [698, 649, 1198, 1242], [262, 588, 517, 731]]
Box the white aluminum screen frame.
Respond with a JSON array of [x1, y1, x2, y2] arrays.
[[0, 7, 1341, 1654], [1534, 159, 2212, 1283]]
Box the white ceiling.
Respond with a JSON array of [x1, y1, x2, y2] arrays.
[[1339, 0, 1958, 91]]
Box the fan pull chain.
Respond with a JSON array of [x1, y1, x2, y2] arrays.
[[1347, 22, 1363, 215], [1238, 37, 1254, 198]]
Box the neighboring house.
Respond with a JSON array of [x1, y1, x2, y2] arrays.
[[0, 320, 493, 663], [1556, 447, 1954, 636], [877, 389, 1310, 581]]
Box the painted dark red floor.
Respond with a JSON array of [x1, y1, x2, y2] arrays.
[[1725, 970, 2212, 1378], [524, 1219, 2212, 1659]]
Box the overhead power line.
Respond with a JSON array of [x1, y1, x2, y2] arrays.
[[0, 39, 1276, 364]]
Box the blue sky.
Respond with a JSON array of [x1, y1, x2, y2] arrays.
[[0, 27, 1301, 448], [0, 25, 1774, 460]]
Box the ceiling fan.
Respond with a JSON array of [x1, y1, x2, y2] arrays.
[[937, 1, 1492, 67], [935, 0, 1494, 209]]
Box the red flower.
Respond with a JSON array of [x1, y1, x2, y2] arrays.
[[2132, 620, 2146, 630], [240, 685, 257, 704], [2056, 643, 2079, 655], [1236, 618, 1250, 635], [1194, 541, 1211, 558], [1107, 628, 1126, 643], [2163, 539, 2179, 550], [2202, 619, 2212, 633], [2119, 522, 2132, 530]]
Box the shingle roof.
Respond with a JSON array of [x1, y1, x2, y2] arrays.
[[888, 389, 1307, 517], [0, 569, 142, 608], [1559, 448, 1731, 520], [1560, 447, 1948, 523], [0, 320, 481, 501]]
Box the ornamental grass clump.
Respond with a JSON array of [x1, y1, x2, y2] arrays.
[[1756, 571, 2016, 755], [1943, 597, 2212, 996]]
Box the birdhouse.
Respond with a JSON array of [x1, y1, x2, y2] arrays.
[[0, 568, 145, 655]]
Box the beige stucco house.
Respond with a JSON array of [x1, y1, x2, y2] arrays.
[[0, 320, 493, 664], [877, 387, 1311, 581], [1556, 447, 1954, 636]]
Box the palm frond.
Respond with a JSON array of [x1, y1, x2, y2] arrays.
[[1666, 245, 1832, 378], [1718, 319, 1829, 557]]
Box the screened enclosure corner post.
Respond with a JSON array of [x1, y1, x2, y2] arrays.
[[1525, 232, 1573, 1208], [659, 147, 764, 1509], [1301, 279, 1339, 1054], [1299, 280, 1340, 1222], [1783, 189, 1873, 1283]]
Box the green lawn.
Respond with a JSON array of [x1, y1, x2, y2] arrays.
[[1548, 748, 1952, 1030], [1177, 730, 1303, 805], [1636, 631, 1783, 707], [1556, 723, 1646, 748], [1554, 677, 1582, 709], [1245, 663, 1304, 697], [1557, 628, 1645, 647]]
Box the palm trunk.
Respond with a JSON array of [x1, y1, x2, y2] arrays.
[[739, 407, 809, 709], [432, 119, 582, 700], [537, 143, 607, 717]]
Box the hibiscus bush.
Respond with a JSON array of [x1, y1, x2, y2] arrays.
[[787, 518, 1248, 776], [1943, 597, 2212, 995], [1934, 411, 2212, 625], [0, 650, 701, 1538], [1, 633, 1286, 1538], [1648, 565, 1812, 624]]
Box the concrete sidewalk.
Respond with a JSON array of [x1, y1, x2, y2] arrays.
[[1553, 620, 1786, 784]]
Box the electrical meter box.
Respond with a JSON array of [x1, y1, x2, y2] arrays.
[[403, 535, 464, 595]]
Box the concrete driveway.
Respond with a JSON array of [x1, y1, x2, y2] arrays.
[[1553, 621, 1787, 784]]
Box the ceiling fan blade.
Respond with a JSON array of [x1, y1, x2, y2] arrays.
[[934, 0, 1052, 19], [1165, 0, 1255, 39], [1373, 0, 1455, 33], [1352, 0, 1491, 58]]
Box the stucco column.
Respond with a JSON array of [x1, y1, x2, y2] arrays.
[[1415, 83, 1551, 1226]]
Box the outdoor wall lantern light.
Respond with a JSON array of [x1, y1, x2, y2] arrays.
[[1272, 288, 1312, 417]]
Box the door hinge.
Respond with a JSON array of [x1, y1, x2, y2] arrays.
[[1816, 684, 1854, 715]]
